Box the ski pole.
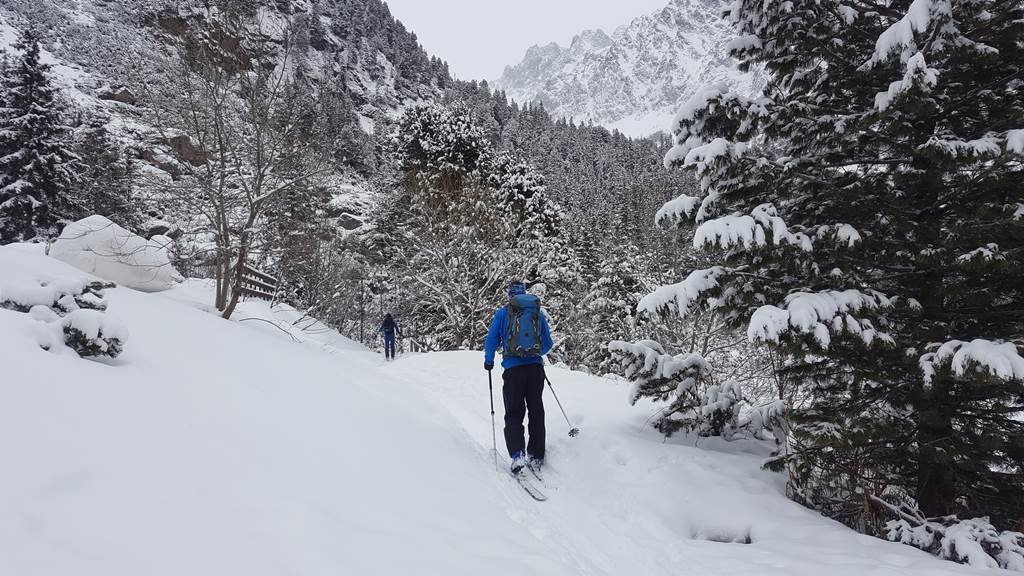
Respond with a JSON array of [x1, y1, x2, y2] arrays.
[[545, 376, 580, 437], [488, 370, 498, 470]]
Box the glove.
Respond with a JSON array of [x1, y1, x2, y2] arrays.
[[484, 362, 494, 372]]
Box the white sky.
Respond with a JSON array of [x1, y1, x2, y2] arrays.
[[383, 0, 670, 82]]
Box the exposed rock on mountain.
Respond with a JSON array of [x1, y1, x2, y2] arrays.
[[495, 0, 764, 137]]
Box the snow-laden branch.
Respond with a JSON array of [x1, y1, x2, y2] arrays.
[[866, 0, 951, 66], [694, 203, 813, 252], [817, 223, 863, 248], [957, 244, 1003, 263], [877, 495, 1024, 571], [875, 52, 938, 112], [682, 138, 748, 173], [920, 133, 1006, 160], [748, 289, 894, 349], [637, 266, 727, 318], [919, 339, 1024, 384], [654, 194, 702, 227], [607, 339, 707, 405]]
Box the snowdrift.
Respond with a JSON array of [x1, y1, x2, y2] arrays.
[[50, 215, 183, 292], [0, 245, 990, 575]]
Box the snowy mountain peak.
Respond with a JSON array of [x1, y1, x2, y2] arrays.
[[494, 0, 763, 137], [570, 29, 612, 52]]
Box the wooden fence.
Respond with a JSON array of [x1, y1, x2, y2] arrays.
[[239, 265, 279, 302]]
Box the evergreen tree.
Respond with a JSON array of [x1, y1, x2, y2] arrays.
[[374, 103, 570, 350], [569, 240, 646, 371], [74, 114, 135, 226], [268, 183, 335, 308], [0, 30, 81, 243], [652, 0, 1024, 545]]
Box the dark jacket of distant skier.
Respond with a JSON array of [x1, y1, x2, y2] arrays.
[[484, 282, 553, 474], [379, 314, 402, 360]]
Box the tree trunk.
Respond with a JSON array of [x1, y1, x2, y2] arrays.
[[214, 251, 225, 310], [913, 160, 957, 518], [221, 242, 246, 320], [917, 379, 957, 517], [215, 243, 230, 311]]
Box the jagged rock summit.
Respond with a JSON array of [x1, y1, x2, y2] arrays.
[[495, 0, 763, 137]]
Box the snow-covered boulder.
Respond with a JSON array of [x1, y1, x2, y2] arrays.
[[50, 215, 184, 292]]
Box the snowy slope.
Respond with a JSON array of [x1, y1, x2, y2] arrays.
[[494, 0, 763, 137], [0, 245, 992, 575]]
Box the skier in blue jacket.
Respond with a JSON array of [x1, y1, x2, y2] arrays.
[[484, 281, 554, 474]]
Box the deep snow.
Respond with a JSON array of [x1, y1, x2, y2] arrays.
[[0, 244, 996, 575]]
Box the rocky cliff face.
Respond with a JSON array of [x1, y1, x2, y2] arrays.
[[494, 0, 763, 137], [0, 0, 449, 139], [0, 0, 451, 225]]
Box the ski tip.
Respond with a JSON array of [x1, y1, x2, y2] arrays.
[[512, 470, 547, 501]]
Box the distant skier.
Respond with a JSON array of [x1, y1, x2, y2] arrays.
[[379, 313, 402, 361], [484, 281, 553, 475]]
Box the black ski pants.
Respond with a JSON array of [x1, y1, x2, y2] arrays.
[[502, 363, 545, 460], [384, 335, 396, 359]]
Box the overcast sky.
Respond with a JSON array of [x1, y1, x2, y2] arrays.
[[383, 0, 670, 82]]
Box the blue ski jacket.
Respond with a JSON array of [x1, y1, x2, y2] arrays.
[[483, 306, 554, 370]]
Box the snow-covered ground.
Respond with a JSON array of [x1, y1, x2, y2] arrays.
[[0, 245, 996, 575]]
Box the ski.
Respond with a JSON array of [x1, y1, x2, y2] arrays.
[[512, 470, 547, 501], [527, 464, 544, 485]]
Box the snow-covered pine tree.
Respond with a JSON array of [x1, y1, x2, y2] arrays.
[[74, 114, 136, 227], [653, 0, 1024, 545], [0, 30, 82, 244], [573, 240, 646, 371], [379, 103, 569, 350], [267, 182, 334, 308], [607, 338, 789, 440]]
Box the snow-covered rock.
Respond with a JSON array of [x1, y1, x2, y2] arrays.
[[494, 0, 764, 137], [50, 215, 183, 292]]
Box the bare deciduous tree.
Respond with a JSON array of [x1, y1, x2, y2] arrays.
[[150, 14, 328, 319]]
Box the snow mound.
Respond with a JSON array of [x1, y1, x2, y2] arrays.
[[50, 215, 183, 292]]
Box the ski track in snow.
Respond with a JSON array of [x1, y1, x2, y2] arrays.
[[0, 244, 990, 575]]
